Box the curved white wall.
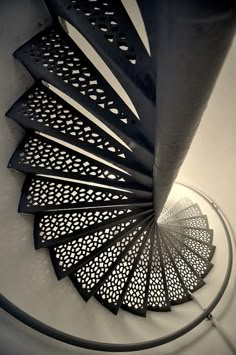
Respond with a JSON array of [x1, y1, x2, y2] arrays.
[[0, 1, 235, 354]]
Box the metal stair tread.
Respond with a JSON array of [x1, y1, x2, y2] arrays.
[[9, 132, 153, 192], [160, 229, 205, 293], [14, 25, 154, 159], [94, 221, 153, 315], [158, 197, 193, 222], [158, 229, 191, 305], [147, 224, 171, 311], [161, 227, 213, 278], [49, 213, 154, 279], [6, 82, 154, 176], [43, 0, 155, 102], [161, 203, 203, 222], [18, 174, 153, 213], [161, 225, 215, 261], [71, 219, 153, 305], [121, 224, 155, 317], [161, 224, 213, 244], [161, 214, 209, 229], [34, 206, 153, 248]]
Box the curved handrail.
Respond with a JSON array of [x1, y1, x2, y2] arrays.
[[0, 183, 234, 352]]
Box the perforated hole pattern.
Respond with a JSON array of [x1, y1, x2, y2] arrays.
[[166, 216, 208, 229], [38, 208, 132, 242], [16, 134, 126, 183], [159, 197, 193, 222], [70, 0, 137, 64], [53, 218, 138, 272], [165, 226, 212, 244], [19, 86, 126, 159], [122, 237, 151, 311], [147, 237, 169, 309], [167, 204, 202, 222], [164, 236, 201, 291], [73, 225, 143, 294], [24, 177, 129, 209], [96, 229, 146, 306], [167, 235, 209, 277], [174, 234, 214, 260], [160, 237, 188, 303], [27, 28, 131, 125]]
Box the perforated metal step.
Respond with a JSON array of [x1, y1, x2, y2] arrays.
[[7, 0, 216, 317]]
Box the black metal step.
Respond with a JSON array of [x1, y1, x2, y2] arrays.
[[14, 25, 154, 161], [121, 224, 155, 317], [159, 197, 193, 222], [43, 0, 156, 146], [34, 206, 152, 248], [162, 224, 213, 244], [161, 226, 215, 262], [147, 225, 170, 312], [158, 229, 191, 305], [6, 82, 154, 177], [94, 222, 153, 315], [163, 230, 213, 278], [162, 203, 203, 222], [163, 215, 209, 229], [50, 213, 154, 279], [18, 175, 153, 213], [9, 132, 152, 191], [70, 218, 153, 303], [160, 229, 205, 293]]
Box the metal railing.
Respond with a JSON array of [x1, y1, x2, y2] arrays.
[[0, 183, 234, 352]]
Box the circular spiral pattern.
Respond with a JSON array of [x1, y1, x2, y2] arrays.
[[7, 0, 215, 317]]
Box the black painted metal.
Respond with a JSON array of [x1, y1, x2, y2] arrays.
[[70, 217, 153, 302], [5, 0, 235, 334], [18, 174, 153, 213], [160, 229, 206, 292], [159, 197, 194, 222], [158, 228, 192, 305], [153, 1, 236, 217], [147, 224, 171, 312], [162, 203, 203, 222], [14, 25, 154, 159], [8, 132, 152, 191], [94, 221, 154, 315], [162, 225, 214, 248], [6, 82, 154, 180], [164, 215, 209, 229], [44, 0, 156, 147], [163, 231, 213, 278], [136, 0, 158, 76], [34, 205, 152, 248], [0, 183, 233, 351], [48, 213, 154, 278], [121, 224, 155, 317]]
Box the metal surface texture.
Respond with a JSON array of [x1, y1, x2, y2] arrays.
[[44, 0, 156, 146], [3, 0, 236, 344], [152, 1, 236, 217], [0, 183, 234, 351]]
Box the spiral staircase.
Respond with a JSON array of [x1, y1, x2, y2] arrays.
[[1, 0, 236, 352]]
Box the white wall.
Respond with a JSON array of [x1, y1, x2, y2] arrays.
[[0, 1, 235, 354]]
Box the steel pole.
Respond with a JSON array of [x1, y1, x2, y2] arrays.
[[153, 1, 236, 218]]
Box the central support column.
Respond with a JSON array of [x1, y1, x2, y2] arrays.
[[153, 1, 236, 219]]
